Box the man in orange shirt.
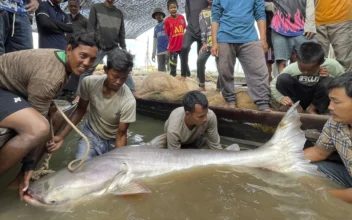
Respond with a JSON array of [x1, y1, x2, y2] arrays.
[[315, 0, 352, 72]]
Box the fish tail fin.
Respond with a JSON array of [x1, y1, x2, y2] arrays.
[[261, 102, 323, 176], [148, 133, 167, 148]]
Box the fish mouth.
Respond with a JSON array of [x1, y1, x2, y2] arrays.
[[23, 191, 50, 207]]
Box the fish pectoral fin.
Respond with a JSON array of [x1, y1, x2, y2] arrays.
[[108, 181, 151, 196], [224, 143, 240, 151]]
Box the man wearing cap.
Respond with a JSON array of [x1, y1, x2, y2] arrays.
[[151, 8, 169, 72]]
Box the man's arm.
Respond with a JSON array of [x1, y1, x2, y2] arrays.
[[304, 0, 316, 39], [51, 19, 73, 33], [185, 0, 190, 23], [115, 122, 129, 148], [87, 6, 97, 32], [303, 146, 333, 162], [152, 37, 157, 61], [166, 132, 182, 149], [36, 13, 64, 34], [211, 0, 222, 57], [205, 114, 222, 149], [254, 0, 268, 52], [58, 99, 89, 139], [46, 99, 89, 153], [118, 13, 127, 50], [328, 189, 352, 203], [270, 75, 285, 103]]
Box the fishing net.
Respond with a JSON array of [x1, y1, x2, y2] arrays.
[[133, 72, 258, 110]]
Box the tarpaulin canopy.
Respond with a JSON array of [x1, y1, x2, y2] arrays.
[[33, 0, 186, 39]]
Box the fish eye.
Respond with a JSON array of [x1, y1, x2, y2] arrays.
[[50, 200, 57, 204]]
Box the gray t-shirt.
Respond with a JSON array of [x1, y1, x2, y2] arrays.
[[77, 75, 136, 140], [164, 107, 221, 149]]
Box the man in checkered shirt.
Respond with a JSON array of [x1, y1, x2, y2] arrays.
[[304, 72, 352, 203]]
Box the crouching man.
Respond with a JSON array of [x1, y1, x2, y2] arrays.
[[304, 72, 352, 203], [49, 49, 136, 159], [270, 42, 345, 114], [164, 90, 222, 149]]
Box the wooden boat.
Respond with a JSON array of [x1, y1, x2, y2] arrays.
[[136, 98, 330, 145]]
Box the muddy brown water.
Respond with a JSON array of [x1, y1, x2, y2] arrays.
[[0, 114, 351, 220]]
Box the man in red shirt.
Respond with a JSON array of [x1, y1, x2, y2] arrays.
[[164, 0, 186, 79]]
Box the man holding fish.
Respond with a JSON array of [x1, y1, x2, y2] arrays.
[[304, 72, 352, 203]]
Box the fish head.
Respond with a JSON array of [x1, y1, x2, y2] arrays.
[[24, 170, 91, 208]]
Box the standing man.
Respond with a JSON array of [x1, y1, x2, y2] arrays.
[[82, 0, 136, 96], [269, 0, 316, 73], [62, 0, 88, 103], [315, 0, 352, 72], [197, 0, 213, 91], [48, 49, 136, 160], [180, 0, 208, 79], [36, 0, 73, 50], [151, 8, 169, 72], [67, 0, 87, 41], [211, 0, 271, 111], [0, 0, 39, 54]]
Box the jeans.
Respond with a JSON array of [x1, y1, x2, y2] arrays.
[[76, 120, 115, 160], [197, 49, 211, 87], [0, 11, 33, 55], [169, 50, 181, 77], [180, 31, 202, 77], [157, 54, 169, 72], [313, 161, 352, 187]]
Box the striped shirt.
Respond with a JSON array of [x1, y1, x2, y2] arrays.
[[316, 118, 352, 176]]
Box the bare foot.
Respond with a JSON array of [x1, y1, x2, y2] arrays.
[[261, 108, 273, 112], [225, 103, 237, 109], [180, 76, 186, 82], [197, 87, 206, 92]]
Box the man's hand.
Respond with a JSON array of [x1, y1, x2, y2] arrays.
[[19, 170, 33, 200], [319, 67, 329, 77], [25, 0, 39, 14], [280, 96, 294, 106], [152, 54, 155, 62], [166, 51, 170, 57], [46, 136, 63, 153], [199, 43, 208, 55], [261, 39, 269, 53], [211, 42, 219, 57], [304, 32, 315, 40]]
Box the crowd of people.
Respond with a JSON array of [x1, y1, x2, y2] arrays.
[[0, 0, 351, 205]]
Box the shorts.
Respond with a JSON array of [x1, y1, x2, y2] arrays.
[[271, 30, 316, 61], [0, 89, 30, 121]]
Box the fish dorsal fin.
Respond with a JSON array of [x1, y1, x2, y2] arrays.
[[108, 181, 151, 196], [148, 134, 167, 148], [224, 143, 240, 151]]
